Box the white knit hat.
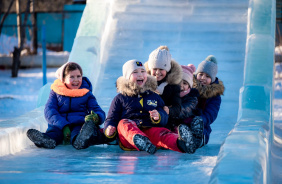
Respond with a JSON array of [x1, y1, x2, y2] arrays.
[[55, 62, 82, 82], [148, 46, 171, 72], [122, 59, 145, 80]]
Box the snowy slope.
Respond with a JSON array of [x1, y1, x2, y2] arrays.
[[2, 0, 277, 183]]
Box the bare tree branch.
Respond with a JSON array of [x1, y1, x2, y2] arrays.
[[0, 0, 15, 35]]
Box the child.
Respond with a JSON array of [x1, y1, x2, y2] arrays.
[[27, 62, 106, 150], [145, 46, 182, 119], [191, 55, 225, 148], [169, 64, 199, 131], [104, 59, 196, 154]]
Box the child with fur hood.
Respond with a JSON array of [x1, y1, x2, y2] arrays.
[[191, 55, 225, 148], [104, 60, 196, 154], [27, 62, 106, 150], [145, 46, 182, 125]]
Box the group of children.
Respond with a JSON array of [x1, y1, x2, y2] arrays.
[[27, 46, 225, 155]]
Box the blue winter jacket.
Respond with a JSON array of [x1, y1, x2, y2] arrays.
[[44, 77, 105, 130], [104, 76, 168, 139], [193, 77, 225, 144]]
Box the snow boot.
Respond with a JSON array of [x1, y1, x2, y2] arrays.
[[177, 124, 196, 154], [133, 134, 157, 155], [190, 116, 204, 149], [27, 129, 56, 149], [73, 120, 97, 150]]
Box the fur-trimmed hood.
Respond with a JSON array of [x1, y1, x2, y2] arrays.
[[193, 76, 225, 99], [116, 75, 158, 97], [144, 59, 182, 85]]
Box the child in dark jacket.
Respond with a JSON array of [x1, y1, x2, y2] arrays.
[[27, 62, 106, 150], [145, 46, 182, 120], [169, 64, 199, 130], [104, 60, 195, 154], [192, 55, 225, 148]]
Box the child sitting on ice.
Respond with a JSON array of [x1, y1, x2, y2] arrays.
[[104, 59, 196, 154], [191, 55, 225, 148], [27, 62, 106, 150], [145, 46, 182, 119], [169, 64, 199, 130]]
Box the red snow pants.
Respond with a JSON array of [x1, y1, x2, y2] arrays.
[[117, 119, 182, 153]]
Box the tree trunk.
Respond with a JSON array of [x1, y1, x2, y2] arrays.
[[12, 47, 21, 77], [30, 0, 38, 54], [12, 0, 31, 77]]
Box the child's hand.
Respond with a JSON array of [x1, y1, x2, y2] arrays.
[[105, 125, 116, 137], [149, 110, 159, 120], [163, 106, 169, 115], [85, 111, 99, 125]]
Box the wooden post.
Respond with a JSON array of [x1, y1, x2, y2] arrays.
[[30, 0, 38, 54], [16, 0, 22, 48]]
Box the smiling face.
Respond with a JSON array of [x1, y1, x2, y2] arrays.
[[196, 72, 212, 85], [64, 69, 82, 89], [180, 80, 190, 92], [129, 68, 148, 87], [151, 68, 167, 81]]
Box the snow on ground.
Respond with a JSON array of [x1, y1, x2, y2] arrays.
[[0, 68, 56, 121]]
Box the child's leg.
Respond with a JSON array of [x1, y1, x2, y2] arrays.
[[72, 121, 98, 150], [44, 126, 64, 144], [88, 128, 108, 146], [177, 124, 196, 154], [117, 119, 156, 154], [142, 127, 182, 153], [190, 116, 204, 149], [70, 125, 82, 145], [26, 128, 58, 149]]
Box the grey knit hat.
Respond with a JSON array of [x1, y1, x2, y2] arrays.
[[195, 55, 218, 82], [148, 46, 172, 72], [123, 59, 145, 80]]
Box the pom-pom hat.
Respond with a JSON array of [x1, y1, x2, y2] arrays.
[[148, 46, 172, 72], [181, 64, 196, 87], [195, 55, 218, 82]]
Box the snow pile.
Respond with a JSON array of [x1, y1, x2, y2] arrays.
[[0, 106, 48, 157]]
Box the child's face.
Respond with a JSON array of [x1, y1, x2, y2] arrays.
[[180, 80, 190, 92], [64, 69, 82, 89], [151, 68, 167, 81], [196, 72, 212, 85], [129, 68, 147, 87]]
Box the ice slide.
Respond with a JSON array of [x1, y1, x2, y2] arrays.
[[0, 0, 277, 183]]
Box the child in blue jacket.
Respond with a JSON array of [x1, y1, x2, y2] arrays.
[[27, 62, 106, 150], [104, 60, 195, 154], [191, 55, 225, 148]]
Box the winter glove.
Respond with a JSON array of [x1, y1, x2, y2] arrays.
[[63, 125, 71, 145], [85, 110, 99, 125]]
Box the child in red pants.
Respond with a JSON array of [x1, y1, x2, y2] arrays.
[[103, 59, 196, 154]]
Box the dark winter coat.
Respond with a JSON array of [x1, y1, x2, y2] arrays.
[[168, 88, 199, 129], [145, 60, 182, 117], [104, 76, 168, 139], [193, 76, 225, 144], [44, 77, 106, 130]]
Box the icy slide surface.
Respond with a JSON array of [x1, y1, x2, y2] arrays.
[[0, 0, 269, 183]]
